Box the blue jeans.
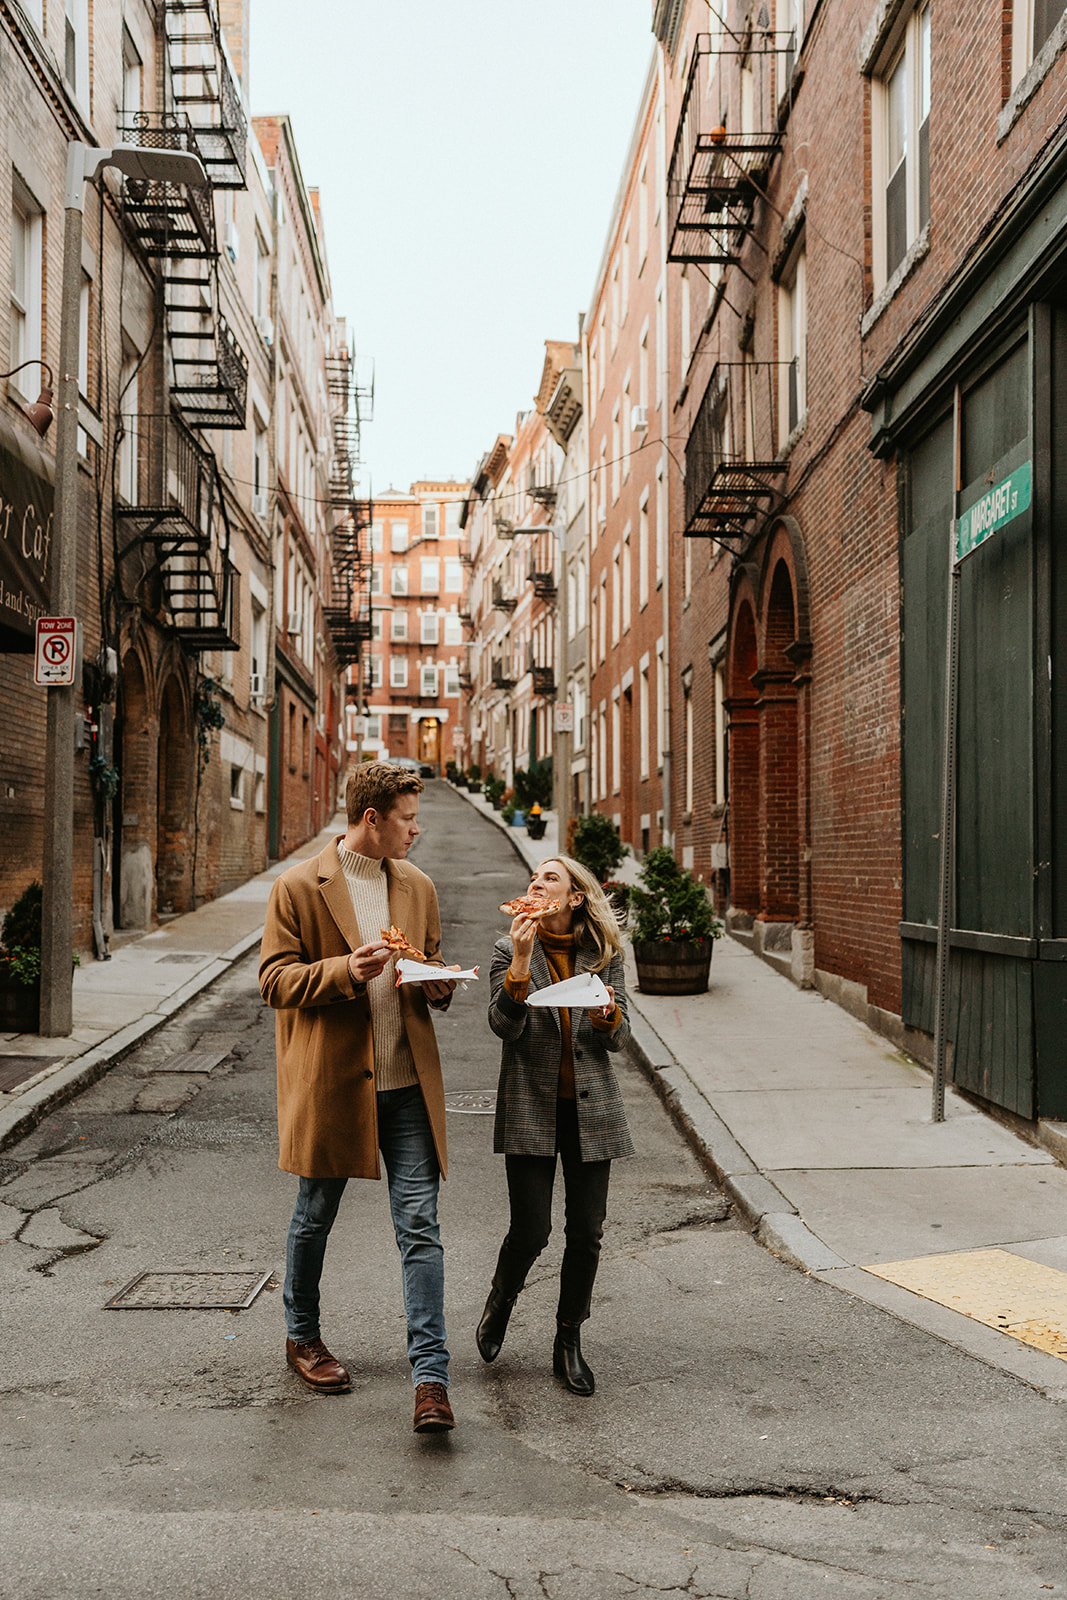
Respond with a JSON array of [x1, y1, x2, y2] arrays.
[[283, 1085, 449, 1387]]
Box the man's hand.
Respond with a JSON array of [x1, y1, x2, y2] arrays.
[[423, 964, 461, 1004], [348, 940, 391, 985]]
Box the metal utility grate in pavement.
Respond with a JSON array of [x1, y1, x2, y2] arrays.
[[104, 1269, 273, 1310], [0, 1056, 64, 1094], [161, 1048, 231, 1074], [444, 1090, 496, 1114]]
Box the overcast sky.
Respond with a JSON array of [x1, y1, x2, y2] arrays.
[[249, 1, 655, 495]]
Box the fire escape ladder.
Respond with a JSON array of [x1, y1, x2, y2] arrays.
[[113, 413, 237, 649], [162, 255, 249, 429], [666, 29, 792, 268], [683, 362, 789, 540], [322, 343, 374, 670], [164, 0, 248, 189]]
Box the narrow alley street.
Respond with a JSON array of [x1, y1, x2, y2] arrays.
[[2, 785, 1066, 1598]]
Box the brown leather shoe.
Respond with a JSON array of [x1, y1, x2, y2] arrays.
[[285, 1337, 350, 1393], [413, 1381, 454, 1432]]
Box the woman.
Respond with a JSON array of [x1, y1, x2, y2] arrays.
[[479, 855, 634, 1395]]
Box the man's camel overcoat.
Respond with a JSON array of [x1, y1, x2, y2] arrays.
[[259, 838, 449, 1181]]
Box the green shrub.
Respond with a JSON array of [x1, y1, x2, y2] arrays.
[[2, 880, 42, 953], [568, 812, 627, 885], [629, 847, 722, 945], [467, 762, 482, 783], [513, 757, 553, 811]]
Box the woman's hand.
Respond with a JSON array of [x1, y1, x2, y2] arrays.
[[508, 912, 539, 977], [599, 984, 616, 1020]]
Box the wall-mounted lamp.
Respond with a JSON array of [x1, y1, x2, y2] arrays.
[[0, 359, 55, 437]]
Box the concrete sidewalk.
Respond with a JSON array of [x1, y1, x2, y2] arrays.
[[0, 819, 343, 1152], [454, 783, 1067, 1400]]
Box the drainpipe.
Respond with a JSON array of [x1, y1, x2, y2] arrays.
[[656, 40, 674, 850]]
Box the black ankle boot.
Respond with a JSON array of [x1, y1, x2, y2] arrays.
[[476, 1287, 516, 1363], [553, 1320, 595, 1396]]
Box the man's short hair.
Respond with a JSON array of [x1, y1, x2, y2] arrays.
[[346, 761, 424, 824]]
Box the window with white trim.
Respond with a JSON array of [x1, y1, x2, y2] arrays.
[[391, 608, 407, 641], [369, 521, 384, 551], [10, 186, 42, 383], [122, 27, 142, 116], [391, 566, 408, 596], [1013, 1, 1067, 82], [778, 243, 807, 445], [390, 656, 408, 689], [422, 503, 439, 540], [444, 665, 461, 697], [118, 349, 139, 504], [444, 558, 463, 592], [444, 501, 461, 537], [420, 558, 439, 593], [638, 492, 650, 610], [65, 0, 89, 104], [872, 3, 930, 292], [390, 519, 409, 552], [370, 564, 383, 596], [369, 655, 383, 688], [444, 613, 463, 645], [420, 611, 439, 645], [420, 665, 438, 697]]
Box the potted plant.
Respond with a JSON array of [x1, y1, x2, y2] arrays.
[[629, 847, 724, 995], [466, 761, 482, 795], [0, 880, 43, 1032], [567, 812, 628, 886], [500, 788, 517, 826], [445, 761, 460, 785], [484, 775, 506, 810]]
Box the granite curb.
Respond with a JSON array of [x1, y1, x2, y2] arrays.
[[0, 932, 266, 1154]]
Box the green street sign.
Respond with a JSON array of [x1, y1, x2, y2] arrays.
[[955, 460, 1031, 561]]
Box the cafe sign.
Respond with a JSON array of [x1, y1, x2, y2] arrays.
[[955, 460, 1031, 562], [0, 413, 53, 652]]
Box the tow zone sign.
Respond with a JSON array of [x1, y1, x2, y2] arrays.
[[34, 617, 78, 686]]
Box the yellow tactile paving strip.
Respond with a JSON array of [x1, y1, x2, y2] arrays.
[[863, 1248, 1067, 1361]]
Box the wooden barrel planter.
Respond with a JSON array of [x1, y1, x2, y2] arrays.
[[0, 973, 40, 1032], [632, 939, 713, 995]]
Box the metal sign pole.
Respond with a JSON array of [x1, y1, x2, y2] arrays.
[[931, 386, 962, 1122]]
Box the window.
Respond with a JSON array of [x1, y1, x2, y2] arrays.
[[370, 612, 383, 641], [370, 564, 383, 596], [622, 525, 632, 634], [65, 0, 89, 102], [288, 703, 297, 770], [778, 244, 807, 444], [390, 519, 409, 552], [611, 694, 621, 794], [610, 260, 620, 352], [10, 189, 42, 381], [122, 27, 142, 117], [445, 558, 463, 593], [638, 492, 650, 610], [444, 613, 463, 645], [639, 657, 651, 780], [444, 665, 461, 697], [656, 639, 665, 768], [369, 521, 384, 552], [422, 503, 439, 540], [230, 766, 244, 810], [444, 501, 461, 537], [253, 419, 268, 509], [611, 545, 621, 647], [714, 658, 726, 804], [302, 715, 310, 777], [391, 609, 408, 641], [874, 3, 930, 290], [782, 0, 804, 85], [1014, 1, 1066, 81], [684, 687, 694, 815], [421, 612, 439, 645], [118, 349, 139, 504], [420, 665, 438, 697], [421, 558, 439, 593], [369, 655, 383, 688], [638, 160, 649, 269], [254, 229, 269, 322], [655, 467, 666, 588], [390, 656, 408, 689], [681, 270, 691, 372], [392, 566, 408, 596], [621, 227, 630, 325], [611, 406, 621, 503]]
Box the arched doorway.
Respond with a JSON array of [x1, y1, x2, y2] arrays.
[[157, 674, 194, 914], [757, 559, 800, 924], [116, 650, 154, 929], [416, 716, 441, 771], [726, 598, 760, 915]]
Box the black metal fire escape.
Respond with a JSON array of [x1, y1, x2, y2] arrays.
[[684, 362, 789, 540], [322, 343, 375, 671], [666, 29, 791, 271], [115, 0, 250, 650]]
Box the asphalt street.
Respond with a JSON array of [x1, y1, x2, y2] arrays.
[[2, 782, 1067, 1598]]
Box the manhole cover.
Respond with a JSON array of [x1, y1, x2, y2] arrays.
[[104, 1269, 273, 1310], [444, 1090, 496, 1114], [155, 953, 206, 965], [162, 1048, 232, 1074]]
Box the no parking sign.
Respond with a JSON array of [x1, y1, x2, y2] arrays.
[[34, 617, 79, 686]]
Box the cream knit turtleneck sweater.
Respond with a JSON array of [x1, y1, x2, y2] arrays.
[[336, 842, 417, 1091]]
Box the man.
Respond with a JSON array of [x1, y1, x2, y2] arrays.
[[259, 762, 458, 1433]]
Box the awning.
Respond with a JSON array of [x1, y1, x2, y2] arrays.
[[0, 411, 54, 653]]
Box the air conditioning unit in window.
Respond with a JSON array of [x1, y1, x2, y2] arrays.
[[252, 490, 268, 519], [630, 405, 649, 433], [287, 611, 303, 635], [255, 314, 274, 346], [249, 672, 264, 700]]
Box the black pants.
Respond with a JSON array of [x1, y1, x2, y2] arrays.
[[492, 1098, 612, 1325]]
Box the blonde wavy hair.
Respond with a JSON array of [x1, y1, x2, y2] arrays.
[[541, 854, 623, 973]]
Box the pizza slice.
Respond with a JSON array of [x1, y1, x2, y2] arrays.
[[380, 924, 426, 962], [498, 894, 562, 919]]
